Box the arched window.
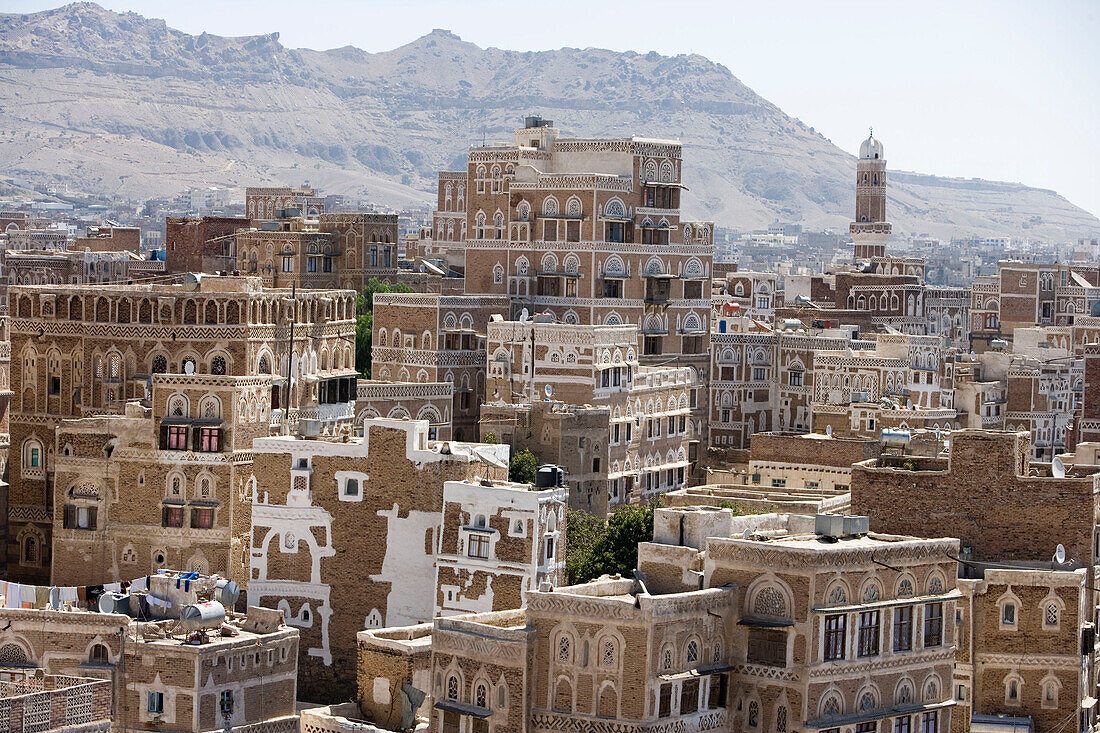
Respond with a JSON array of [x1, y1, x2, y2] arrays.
[[686, 639, 698, 664], [776, 705, 788, 732], [747, 700, 759, 727], [211, 356, 226, 375], [447, 675, 459, 700], [557, 634, 572, 663], [259, 355, 271, 374], [600, 638, 617, 667], [475, 683, 487, 709], [754, 587, 788, 618], [89, 644, 109, 665], [23, 536, 38, 564]]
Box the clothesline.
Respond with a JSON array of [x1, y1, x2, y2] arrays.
[[0, 570, 204, 611]]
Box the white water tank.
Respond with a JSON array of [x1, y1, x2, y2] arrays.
[[178, 601, 226, 633], [215, 578, 241, 608]]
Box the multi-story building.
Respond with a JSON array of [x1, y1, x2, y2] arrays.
[[247, 418, 530, 702], [361, 509, 958, 733], [245, 186, 324, 220], [642, 508, 959, 733], [435, 477, 566, 617], [457, 117, 714, 375], [164, 215, 250, 274], [1080, 343, 1100, 444], [430, 170, 467, 270], [851, 429, 1100, 732], [719, 270, 778, 324], [233, 211, 399, 291], [1004, 358, 1078, 459], [70, 225, 141, 255], [3, 249, 140, 287], [0, 578, 298, 733], [709, 314, 872, 449], [355, 379, 454, 440], [6, 276, 358, 584], [371, 293, 510, 440], [483, 319, 694, 514]]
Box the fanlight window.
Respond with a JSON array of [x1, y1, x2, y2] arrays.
[[754, 587, 787, 618]]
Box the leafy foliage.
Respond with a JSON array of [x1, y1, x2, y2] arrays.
[[565, 504, 655, 585], [509, 449, 538, 485], [354, 277, 413, 377]]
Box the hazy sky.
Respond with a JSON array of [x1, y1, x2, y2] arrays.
[[6, 0, 1099, 218]]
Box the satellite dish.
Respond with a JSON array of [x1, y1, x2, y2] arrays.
[[1052, 456, 1066, 479], [742, 529, 753, 540], [826, 425, 833, 436], [1054, 543, 1066, 564], [544, 384, 553, 398]]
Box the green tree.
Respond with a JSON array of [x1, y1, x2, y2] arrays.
[[565, 504, 656, 585], [357, 277, 412, 316], [509, 449, 538, 485], [354, 312, 373, 377], [483, 432, 499, 444], [354, 278, 413, 377]]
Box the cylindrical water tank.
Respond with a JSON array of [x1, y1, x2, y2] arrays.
[[98, 592, 130, 615], [880, 428, 911, 449], [178, 601, 226, 633], [215, 579, 241, 609]]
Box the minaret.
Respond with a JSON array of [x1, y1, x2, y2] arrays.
[[850, 129, 892, 262]]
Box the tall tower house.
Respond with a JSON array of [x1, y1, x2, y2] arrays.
[[850, 130, 892, 261]]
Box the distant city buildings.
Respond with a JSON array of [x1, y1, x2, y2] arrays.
[[0, 121, 1099, 732]]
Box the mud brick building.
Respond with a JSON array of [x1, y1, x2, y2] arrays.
[[0, 603, 297, 732], [3, 249, 141, 287], [0, 673, 112, 732], [6, 276, 357, 584], [371, 293, 511, 441], [234, 211, 399, 292], [708, 315, 873, 449], [164, 215, 250, 274], [247, 418, 515, 702], [1079, 343, 1100, 444], [637, 508, 959, 733], [363, 510, 957, 733], [426, 579, 737, 733], [851, 429, 1100, 733], [851, 430, 1096, 564], [430, 170, 468, 271], [355, 379, 454, 440], [483, 319, 694, 515], [245, 186, 324, 220], [436, 478, 566, 616], [450, 118, 714, 424], [70, 225, 141, 255]]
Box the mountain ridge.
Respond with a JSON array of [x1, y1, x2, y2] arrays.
[[0, 2, 1094, 241]]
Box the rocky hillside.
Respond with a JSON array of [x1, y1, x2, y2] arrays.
[[0, 2, 1095, 240]]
